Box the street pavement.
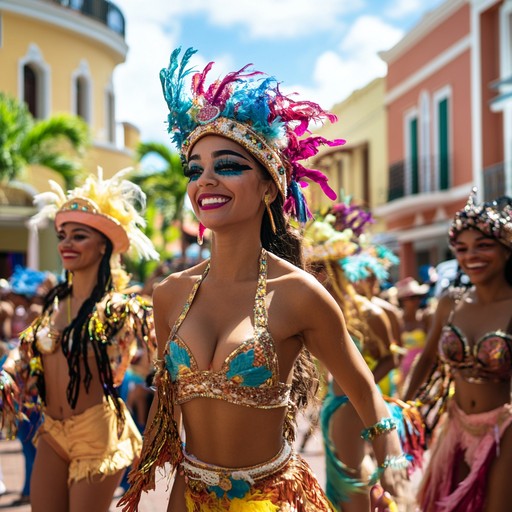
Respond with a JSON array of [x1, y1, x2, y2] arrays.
[[0, 413, 325, 511]]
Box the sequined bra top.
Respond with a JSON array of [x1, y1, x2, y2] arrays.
[[438, 301, 512, 383], [164, 249, 291, 408]]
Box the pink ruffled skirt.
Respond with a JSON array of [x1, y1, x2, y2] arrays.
[[418, 400, 512, 512]]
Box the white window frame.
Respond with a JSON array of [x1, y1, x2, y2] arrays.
[[71, 59, 93, 124], [499, 0, 512, 194], [419, 90, 431, 192], [105, 80, 116, 145], [432, 85, 452, 192], [18, 44, 51, 119]]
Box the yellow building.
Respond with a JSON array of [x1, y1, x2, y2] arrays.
[[309, 77, 388, 232], [0, 0, 139, 276]]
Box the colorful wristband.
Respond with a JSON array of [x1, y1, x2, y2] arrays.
[[368, 453, 410, 486], [360, 417, 397, 441]]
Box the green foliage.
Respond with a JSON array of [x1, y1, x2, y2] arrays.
[[133, 141, 188, 244], [0, 92, 90, 188], [124, 140, 188, 281]]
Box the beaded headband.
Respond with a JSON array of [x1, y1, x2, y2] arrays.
[[160, 47, 345, 222], [30, 168, 159, 260], [449, 187, 512, 250]]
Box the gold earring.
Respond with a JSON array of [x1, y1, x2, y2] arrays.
[[264, 194, 277, 234]]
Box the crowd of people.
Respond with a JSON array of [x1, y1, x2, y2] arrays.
[[0, 46, 510, 512]]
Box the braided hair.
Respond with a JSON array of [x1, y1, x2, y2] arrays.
[[34, 238, 121, 416]]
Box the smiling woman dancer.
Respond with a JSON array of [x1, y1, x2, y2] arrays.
[[0, 170, 158, 512], [404, 190, 512, 512], [120, 47, 407, 512]]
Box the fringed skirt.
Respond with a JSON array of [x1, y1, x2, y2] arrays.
[[320, 385, 425, 508], [320, 391, 367, 506], [181, 441, 335, 511], [418, 400, 512, 512]]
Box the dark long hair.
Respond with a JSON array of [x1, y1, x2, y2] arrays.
[[259, 173, 318, 442], [261, 194, 303, 268], [35, 238, 115, 409]]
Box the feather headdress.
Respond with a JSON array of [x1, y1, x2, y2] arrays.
[[303, 197, 398, 282], [449, 187, 512, 250], [303, 213, 359, 263], [160, 47, 345, 222], [30, 167, 159, 261], [303, 198, 376, 263]]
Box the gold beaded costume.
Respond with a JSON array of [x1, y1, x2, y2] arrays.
[[0, 168, 158, 485], [120, 250, 334, 511]]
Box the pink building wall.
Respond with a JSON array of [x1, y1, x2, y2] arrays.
[[387, 51, 472, 189], [386, 5, 470, 90], [481, 4, 504, 168]]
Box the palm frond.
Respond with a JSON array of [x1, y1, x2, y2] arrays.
[[21, 114, 90, 156]]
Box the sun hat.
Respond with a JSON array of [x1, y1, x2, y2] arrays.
[[395, 277, 430, 299], [30, 168, 159, 260]]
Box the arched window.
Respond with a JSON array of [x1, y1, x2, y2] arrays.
[[19, 44, 50, 119], [71, 60, 92, 123], [76, 76, 86, 119], [23, 64, 38, 117]]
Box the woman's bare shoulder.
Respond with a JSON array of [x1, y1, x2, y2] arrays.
[[429, 289, 460, 327], [265, 253, 339, 329], [153, 261, 208, 298], [266, 252, 325, 296]]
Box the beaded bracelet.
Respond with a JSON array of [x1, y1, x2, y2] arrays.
[[360, 417, 397, 441], [368, 453, 410, 486]]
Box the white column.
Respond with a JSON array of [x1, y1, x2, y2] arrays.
[[26, 222, 39, 270]]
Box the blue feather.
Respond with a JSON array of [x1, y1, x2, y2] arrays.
[[340, 254, 389, 283], [226, 349, 272, 386], [165, 341, 191, 381], [289, 181, 308, 223]]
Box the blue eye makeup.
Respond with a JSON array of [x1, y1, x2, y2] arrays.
[[183, 164, 203, 182], [184, 159, 252, 181], [214, 159, 252, 175]]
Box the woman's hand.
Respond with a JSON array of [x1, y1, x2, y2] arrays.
[[370, 484, 399, 512]]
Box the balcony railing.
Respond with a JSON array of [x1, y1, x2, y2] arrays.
[[386, 155, 451, 202], [44, 0, 125, 36], [483, 162, 504, 201]]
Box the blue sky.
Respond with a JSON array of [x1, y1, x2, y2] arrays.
[[113, 0, 446, 149]]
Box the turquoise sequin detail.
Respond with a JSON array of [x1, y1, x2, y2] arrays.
[[165, 341, 191, 381], [226, 349, 272, 386], [209, 478, 251, 499]]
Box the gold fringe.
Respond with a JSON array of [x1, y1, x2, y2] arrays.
[[0, 371, 22, 439], [183, 454, 334, 512]]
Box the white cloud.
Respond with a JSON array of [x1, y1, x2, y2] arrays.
[[112, 5, 405, 145], [117, 0, 364, 40], [385, 0, 424, 19], [113, 19, 176, 145], [384, 0, 444, 21], [290, 16, 404, 110]]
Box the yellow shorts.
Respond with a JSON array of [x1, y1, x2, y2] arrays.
[[35, 398, 142, 485]]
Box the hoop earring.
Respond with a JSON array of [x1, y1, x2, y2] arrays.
[[197, 223, 205, 246], [264, 194, 277, 234]]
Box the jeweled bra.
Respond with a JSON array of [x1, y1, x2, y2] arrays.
[[439, 298, 512, 382], [164, 249, 291, 408]]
